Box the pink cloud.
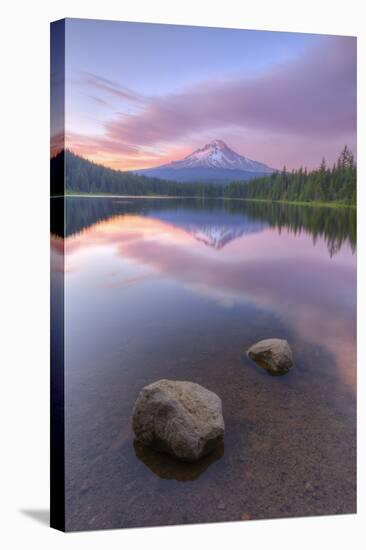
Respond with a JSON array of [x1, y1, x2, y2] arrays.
[[65, 131, 140, 159], [105, 37, 356, 152]]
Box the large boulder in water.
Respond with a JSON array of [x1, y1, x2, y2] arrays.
[[247, 338, 293, 376], [132, 379, 225, 462]]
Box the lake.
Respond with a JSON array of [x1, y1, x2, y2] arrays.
[[51, 197, 356, 530]]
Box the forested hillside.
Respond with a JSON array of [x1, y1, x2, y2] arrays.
[[224, 146, 356, 205], [51, 150, 219, 198]]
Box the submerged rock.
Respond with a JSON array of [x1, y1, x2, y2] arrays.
[[247, 338, 293, 375], [132, 379, 225, 462]]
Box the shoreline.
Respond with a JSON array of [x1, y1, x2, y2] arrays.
[[231, 197, 356, 209], [52, 193, 355, 209], [56, 193, 189, 200]]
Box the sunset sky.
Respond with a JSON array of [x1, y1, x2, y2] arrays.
[[59, 19, 356, 171]]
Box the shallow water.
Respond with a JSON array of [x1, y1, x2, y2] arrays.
[[51, 197, 356, 530]]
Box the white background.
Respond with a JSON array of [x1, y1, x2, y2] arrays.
[[0, 0, 365, 548]]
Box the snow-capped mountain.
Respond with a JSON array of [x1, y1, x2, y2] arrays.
[[135, 140, 274, 183], [167, 140, 272, 172]]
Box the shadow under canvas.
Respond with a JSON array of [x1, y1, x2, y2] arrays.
[[20, 509, 50, 527]]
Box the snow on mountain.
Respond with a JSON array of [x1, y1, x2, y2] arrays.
[[164, 139, 273, 173]]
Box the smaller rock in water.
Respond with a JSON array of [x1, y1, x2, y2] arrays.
[[246, 338, 293, 376], [132, 379, 225, 462]]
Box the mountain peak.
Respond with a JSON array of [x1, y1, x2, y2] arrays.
[[205, 139, 228, 149], [187, 139, 230, 157], [134, 140, 274, 183], [179, 140, 272, 172]]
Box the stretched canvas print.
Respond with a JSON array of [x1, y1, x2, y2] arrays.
[[50, 18, 357, 531]]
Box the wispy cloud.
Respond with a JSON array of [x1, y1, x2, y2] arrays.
[[80, 71, 145, 104], [105, 37, 355, 144], [88, 95, 109, 106]]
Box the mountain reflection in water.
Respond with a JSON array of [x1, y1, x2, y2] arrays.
[[52, 197, 355, 256]]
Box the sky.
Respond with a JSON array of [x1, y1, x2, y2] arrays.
[[57, 18, 356, 171]]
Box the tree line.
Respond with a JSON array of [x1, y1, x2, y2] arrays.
[[51, 147, 356, 205], [224, 146, 356, 205]]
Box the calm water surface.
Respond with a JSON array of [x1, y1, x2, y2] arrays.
[[51, 198, 356, 530]]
